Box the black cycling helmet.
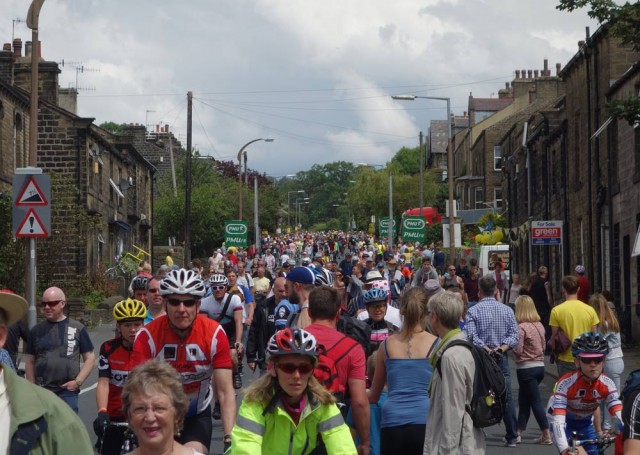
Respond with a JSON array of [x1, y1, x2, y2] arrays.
[[571, 332, 609, 358], [131, 275, 150, 291]]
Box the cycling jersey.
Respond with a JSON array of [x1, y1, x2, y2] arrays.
[[199, 293, 243, 339], [547, 370, 623, 453], [97, 337, 135, 418], [132, 315, 232, 417]]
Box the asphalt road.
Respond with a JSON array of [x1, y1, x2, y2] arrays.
[[71, 323, 615, 455]]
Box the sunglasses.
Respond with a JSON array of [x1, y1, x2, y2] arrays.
[[367, 303, 387, 310], [41, 300, 62, 308], [148, 288, 160, 294], [276, 362, 314, 375], [579, 356, 605, 365], [211, 285, 227, 291], [166, 298, 198, 307]]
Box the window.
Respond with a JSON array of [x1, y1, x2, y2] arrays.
[[493, 145, 502, 171], [494, 187, 503, 210], [474, 187, 484, 209]]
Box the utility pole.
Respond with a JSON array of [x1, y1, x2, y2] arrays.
[[388, 172, 393, 252], [185, 91, 192, 267], [419, 131, 424, 218]]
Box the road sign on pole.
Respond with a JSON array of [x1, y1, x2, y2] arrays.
[[225, 220, 248, 248], [13, 170, 51, 238], [531, 220, 563, 245], [401, 216, 426, 243]]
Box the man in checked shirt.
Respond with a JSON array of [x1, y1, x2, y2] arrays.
[[464, 275, 520, 447]]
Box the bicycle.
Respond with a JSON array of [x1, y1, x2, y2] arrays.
[[98, 421, 138, 455], [570, 430, 617, 454]]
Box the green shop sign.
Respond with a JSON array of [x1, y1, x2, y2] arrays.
[[224, 220, 248, 248], [378, 217, 397, 238], [401, 216, 426, 243]]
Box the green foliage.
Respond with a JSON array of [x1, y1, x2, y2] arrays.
[[0, 195, 25, 292], [153, 152, 281, 256], [99, 121, 125, 135], [607, 97, 640, 125], [388, 146, 422, 175]]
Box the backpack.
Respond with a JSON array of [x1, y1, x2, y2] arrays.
[[621, 369, 640, 402], [336, 313, 373, 358], [313, 336, 359, 404], [436, 339, 506, 428]]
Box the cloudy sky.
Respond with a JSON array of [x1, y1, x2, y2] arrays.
[[3, 0, 598, 176]]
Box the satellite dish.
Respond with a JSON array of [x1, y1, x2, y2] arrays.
[[119, 178, 132, 191]]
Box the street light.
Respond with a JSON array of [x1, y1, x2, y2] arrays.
[[287, 190, 305, 228], [295, 198, 310, 228], [392, 94, 455, 264], [237, 138, 274, 219]]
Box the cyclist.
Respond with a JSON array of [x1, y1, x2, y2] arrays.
[[94, 298, 147, 455], [129, 275, 149, 302], [547, 332, 623, 455], [231, 328, 357, 454], [200, 273, 244, 421], [132, 269, 236, 454]]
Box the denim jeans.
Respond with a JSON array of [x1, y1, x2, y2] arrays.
[[56, 389, 79, 414], [498, 355, 518, 442], [516, 366, 549, 431]]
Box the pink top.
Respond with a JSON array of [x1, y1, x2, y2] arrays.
[[513, 322, 545, 364]]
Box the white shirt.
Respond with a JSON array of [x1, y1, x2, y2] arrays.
[[357, 305, 403, 330], [0, 368, 10, 454]]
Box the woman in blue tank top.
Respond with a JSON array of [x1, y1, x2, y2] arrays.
[[367, 287, 439, 455]]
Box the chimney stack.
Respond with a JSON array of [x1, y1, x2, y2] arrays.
[[164, 124, 169, 133], [556, 63, 561, 75], [25, 41, 32, 58], [578, 40, 585, 49], [515, 70, 520, 79], [12, 38, 22, 58], [534, 70, 539, 78], [543, 59, 549, 76], [527, 69, 533, 79], [3, 43, 11, 52]]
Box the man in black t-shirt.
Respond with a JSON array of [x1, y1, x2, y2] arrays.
[[25, 286, 95, 413]]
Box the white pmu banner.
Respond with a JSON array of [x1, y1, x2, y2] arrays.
[[442, 223, 462, 248]]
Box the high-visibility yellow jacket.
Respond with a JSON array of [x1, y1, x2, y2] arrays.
[[231, 394, 357, 455]]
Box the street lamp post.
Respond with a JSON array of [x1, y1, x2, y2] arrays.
[[287, 190, 305, 228], [237, 138, 274, 219], [295, 198, 310, 228], [392, 94, 454, 264]]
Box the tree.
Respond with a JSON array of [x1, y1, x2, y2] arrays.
[[388, 146, 422, 175], [557, 0, 640, 124], [99, 121, 125, 135]]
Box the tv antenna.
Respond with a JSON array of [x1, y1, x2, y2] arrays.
[[73, 64, 100, 91], [12, 18, 26, 42]]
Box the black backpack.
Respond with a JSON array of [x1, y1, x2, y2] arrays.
[[436, 339, 507, 428], [621, 369, 640, 402], [336, 313, 372, 359]]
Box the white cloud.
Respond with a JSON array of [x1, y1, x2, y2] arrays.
[[2, 0, 599, 175]]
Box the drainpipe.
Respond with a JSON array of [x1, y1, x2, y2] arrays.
[[584, 27, 595, 285], [592, 28, 602, 290]]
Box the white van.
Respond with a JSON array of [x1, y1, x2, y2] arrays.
[[478, 244, 510, 279]]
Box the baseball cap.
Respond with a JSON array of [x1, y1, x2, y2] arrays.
[[376, 262, 385, 268], [575, 265, 586, 274], [424, 279, 443, 296], [286, 267, 316, 285], [387, 258, 397, 265], [0, 290, 28, 326], [364, 270, 383, 283]]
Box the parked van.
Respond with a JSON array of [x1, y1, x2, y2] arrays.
[[478, 244, 510, 279]]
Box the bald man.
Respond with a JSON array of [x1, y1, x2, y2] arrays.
[[25, 286, 95, 414]]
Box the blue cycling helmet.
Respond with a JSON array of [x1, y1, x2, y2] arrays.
[[363, 288, 388, 305]]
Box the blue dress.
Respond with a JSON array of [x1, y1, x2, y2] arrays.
[[381, 340, 433, 428]]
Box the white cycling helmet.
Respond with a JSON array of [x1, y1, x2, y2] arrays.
[[160, 268, 206, 297], [209, 274, 229, 288]]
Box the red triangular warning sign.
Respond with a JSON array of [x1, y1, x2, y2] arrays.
[[16, 209, 48, 237], [16, 177, 48, 206]]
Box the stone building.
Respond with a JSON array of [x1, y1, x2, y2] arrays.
[[0, 38, 155, 288], [499, 25, 640, 340]]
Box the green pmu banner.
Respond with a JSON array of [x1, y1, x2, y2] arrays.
[[224, 220, 248, 248], [378, 217, 396, 238], [401, 216, 426, 243]]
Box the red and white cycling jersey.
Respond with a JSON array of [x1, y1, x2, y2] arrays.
[[132, 315, 232, 417], [548, 370, 623, 420]]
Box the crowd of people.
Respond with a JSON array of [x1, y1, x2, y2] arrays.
[[1, 230, 640, 454]]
